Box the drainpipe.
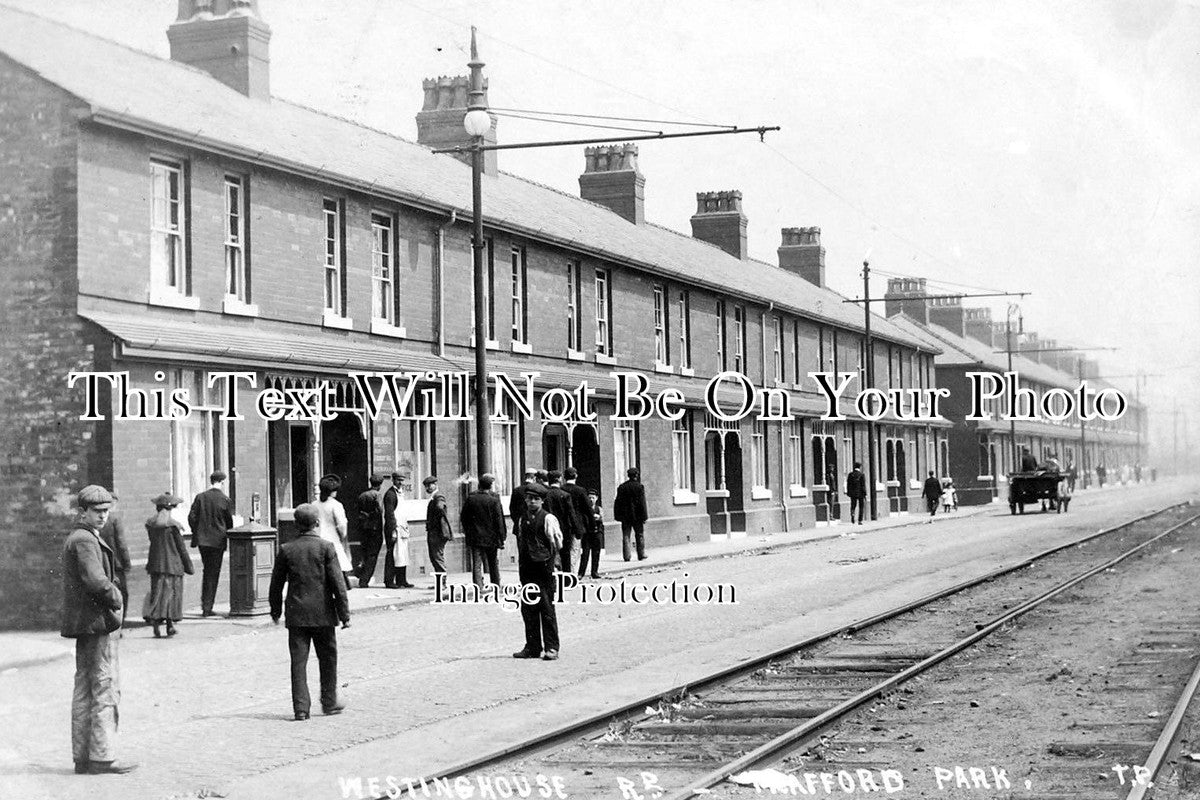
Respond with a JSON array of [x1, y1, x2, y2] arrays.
[[436, 210, 459, 357], [765, 301, 790, 532]]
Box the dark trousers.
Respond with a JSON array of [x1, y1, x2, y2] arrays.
[[558, 534, 575, 574], [198, 546, 225, 613], [925, 497, 938, 516], [114, 570, 129, 624], [356, 528, 383, 587], [621, 522, 645, 561], [470, 546, 501, 587], [577, 539, 601, 577], [287, 626, 338, 715], [518, 559, 558, 654], [428, 538, 447, 575], [383, 528, 398, 586], [849, 497, 864, 524]]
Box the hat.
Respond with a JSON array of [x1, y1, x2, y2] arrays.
[[210, 470, 227, 483], [318, 474, 341, 492], [422, 476, 438, 488], [151, 491, 183, 508], [77, 485, 114, 509], [585, 487, 598, 497], [391, 471, 406, 482], [523, 483, 548, 499], [294, 503, 321, 531], [523, 468, 537, 478]]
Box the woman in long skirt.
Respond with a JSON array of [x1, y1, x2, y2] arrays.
[[316, 474, 354, 589], [143, 492, 194, 637]]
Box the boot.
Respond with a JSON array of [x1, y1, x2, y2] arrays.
[[397, 567, 415, 588], [165, 620, 177, 637], [151, 621, 162, 639]]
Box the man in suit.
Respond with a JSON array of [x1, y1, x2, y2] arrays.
[[513, 483, 562, 661], [381, 471, 412, 588], [561, 467, 592, 565], [188, 470, 234, 617], [845, 462, 867, 525], [544, 471, 580, 574], [269, 503, 350, 721], [423, 476, 453, 579], [98, 494, 132, 623], [613, 467, 649, 561], [62, 485, 136, 775], [461, 473, 507, 587], [922, 470, 943, 522], [354, 475, 385, 588], [509, 468, 537, 525]]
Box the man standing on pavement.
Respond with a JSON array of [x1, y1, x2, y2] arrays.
[[354, 475, 385, 588], [562, 467, 592, 563], [614, 467, 649, 561], [513, 484, 562, 661], [98, 494, 132, 623], [544, 471, 580, 574], [269, 503, 350, 721], [62, 485, 136, 775], [922, 470, 943, 522], [187, 471, 234, 617], [423, 476, 453, 580], [509, 468, 537, 525], [845, 462, 867, 525], [382, 472, 412, 588], [461, 473, 507, 587]]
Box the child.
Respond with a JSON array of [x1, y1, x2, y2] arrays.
[[577, 488, 604, 580], [941, 479, 958, 513]]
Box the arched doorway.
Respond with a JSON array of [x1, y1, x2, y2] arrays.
[[724, 434, 745, 533], [571, 424, 601, 497]]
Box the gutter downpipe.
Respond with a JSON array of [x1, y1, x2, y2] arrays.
[[436, 209, 459, 357]]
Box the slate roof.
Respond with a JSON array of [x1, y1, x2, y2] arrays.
[[0, 4, 929, 351]]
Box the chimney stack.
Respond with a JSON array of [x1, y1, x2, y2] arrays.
[[1038, 338, 1058, 369], [579, 144, 644, 224], [883, 277, 928, 323], [416, 75, 498, 175], [168, 0, 272, 100], [963, 307, 993, 346], [991, 321, 1011, 351], [778, 227, 826, 288], [690, 191, 747, 260], [928, 295, 966, 337]]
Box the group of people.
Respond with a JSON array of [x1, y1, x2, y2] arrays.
[[842, 462, 958, 524]]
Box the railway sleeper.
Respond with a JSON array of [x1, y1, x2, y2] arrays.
[[631, 720, 800, 737], [675, 705, 821, 720], [1046, 741, 1157, 759]]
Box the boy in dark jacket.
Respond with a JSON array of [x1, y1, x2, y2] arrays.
[[270, 503, 351, 720]]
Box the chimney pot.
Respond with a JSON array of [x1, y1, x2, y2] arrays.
[[691, 190, 748, 259], [578, 143, 645, 224], [778, 225, 825, 286], [415, 74, 497, 175], [168, 0, 272, 99]]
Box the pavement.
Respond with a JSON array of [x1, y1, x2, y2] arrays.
[[0, 478, 1189, 800]]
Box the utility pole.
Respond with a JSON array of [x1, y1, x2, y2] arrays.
[[862, 260, 877, 522], [1005, 303, 1021, 473]]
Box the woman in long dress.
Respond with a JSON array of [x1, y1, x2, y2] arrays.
[[142, 492, 194, 638], [316, 474, 353, 589]]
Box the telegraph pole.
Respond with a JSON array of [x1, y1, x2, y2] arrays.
[[862, 260, 877, 522]]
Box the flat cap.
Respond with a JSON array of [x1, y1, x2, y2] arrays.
[[522, 483, 548, 499], [151, 491, 183, 508], [293, 503, 321, 531], [422, 476, 438, 488], [78, 485, 114, 509]]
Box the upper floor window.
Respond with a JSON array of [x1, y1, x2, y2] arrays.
[[677, 290, 692, 370], [715, 300, 727, 370], [323, 199, 345, 316], [511, 246, 527, 344], [150, 159, 187, 295], [566, 260, 582, 352], [370, 212, 395, 324], [672, 413, 693, 492], [751, 419, 768, 490], [224, 176, 248, 303], [772, 316, 784, 383], [653, 285, 668, 365], [732, 305, 746, 374], [595, 269, 613, 356]]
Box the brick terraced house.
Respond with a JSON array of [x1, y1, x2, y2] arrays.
[[0, 2, 953, 627]]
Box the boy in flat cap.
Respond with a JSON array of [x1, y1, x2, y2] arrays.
[[61, 485, 136, 774], [423, 476, 453, 580], [269, 503, 350, 720], [513, 483, 562, 661]]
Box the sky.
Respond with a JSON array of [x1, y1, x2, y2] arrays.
[[7, 0, 1199, 463]]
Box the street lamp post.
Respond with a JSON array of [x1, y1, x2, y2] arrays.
[[862, 260, 878, 522], [1005, 303, 1021, 474], [464, 28, 493, 480]]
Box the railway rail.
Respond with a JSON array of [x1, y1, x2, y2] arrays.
[[388, 500, 1199, 800]]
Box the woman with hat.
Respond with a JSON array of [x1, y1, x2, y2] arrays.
[[316, 474, 353, 589], [142, 491, 194, 638]]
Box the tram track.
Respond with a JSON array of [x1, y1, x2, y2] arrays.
[[387, 500, 1199, 799]]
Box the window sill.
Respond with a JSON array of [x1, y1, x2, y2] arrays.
[[679, 367, 696, 378], [672, 489, 700, 506], [371, 320, 407, 338], [788, 484, 808, 498], [751, 486, 773, 501], [654, 362, 674, 375], [885, 480, 901, 488], [594, 353, 616, 366], [567, 349, 586, 361], [812, 483, 829, 492], [703, 489, 730, 499], [322, 310, 354, 330], [908, 479, 921, 490], [510, 341, 532, 354], [222, 295, 259, 317], [976, 475, 994, 481], [148, 289, 200, 311]]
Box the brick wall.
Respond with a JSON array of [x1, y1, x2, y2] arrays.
[[0, 58, 104, 629]]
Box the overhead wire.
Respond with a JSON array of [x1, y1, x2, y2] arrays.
[[490, 112, 665, 135]]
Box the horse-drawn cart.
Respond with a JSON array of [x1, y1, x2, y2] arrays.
[[1008, 471, 1067, 515]]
